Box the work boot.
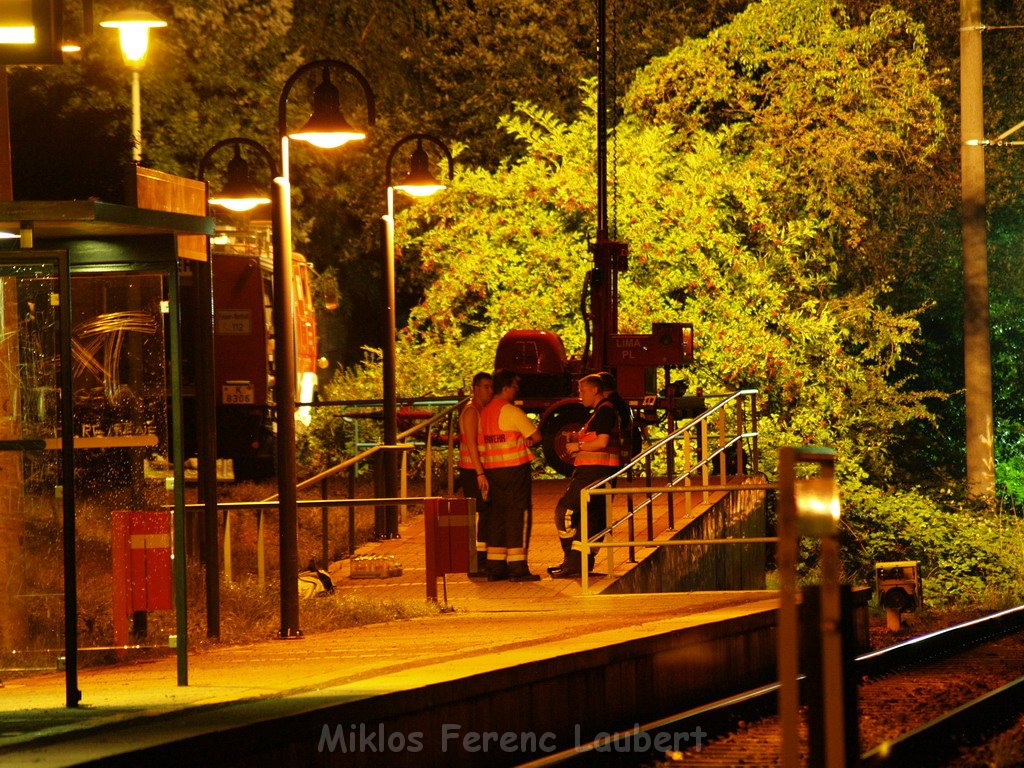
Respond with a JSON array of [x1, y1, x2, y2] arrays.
[[548, 537, 573, 574], [507, 562, 541, 582], [486, 561, 508, 582], [550, 552, 582, 579]]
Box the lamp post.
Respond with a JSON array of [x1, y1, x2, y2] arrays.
[[196, 138, 276, 639], [381, 134, 453, 538], [99, 9, 165, 164], [277, 60, 374, 637]]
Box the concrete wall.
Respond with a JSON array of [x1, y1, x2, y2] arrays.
[[103, 603, 781, 768], [604, 476, 768, 595]]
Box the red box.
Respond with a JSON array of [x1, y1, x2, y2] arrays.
[[112, 510, 173, 644], [424, 498, 476, 601]]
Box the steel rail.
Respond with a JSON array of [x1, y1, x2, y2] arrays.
[[516, 604, 1024, 767]]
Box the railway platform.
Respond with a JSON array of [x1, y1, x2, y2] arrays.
[[0, 480, 778, 767]]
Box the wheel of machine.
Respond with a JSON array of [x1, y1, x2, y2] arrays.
[[540, 403, 590, 477]]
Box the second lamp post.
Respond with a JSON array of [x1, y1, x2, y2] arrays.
[[380, 134, 454, 538], [275, 59, 374, 638]]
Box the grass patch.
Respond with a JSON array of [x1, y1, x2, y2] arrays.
[[194, 578, 438, 648]]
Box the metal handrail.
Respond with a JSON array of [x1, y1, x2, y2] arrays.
[[579, 389, 764, 595], [225, 397, 468, 585], [260, 443, 414, 502], [603, 431, 757, 535], [398, 397, 467, 441]]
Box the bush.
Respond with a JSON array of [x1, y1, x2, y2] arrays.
[[841, 483, 1024, 606]]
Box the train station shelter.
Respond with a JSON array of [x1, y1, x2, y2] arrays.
[[0, 172, 214, 707]]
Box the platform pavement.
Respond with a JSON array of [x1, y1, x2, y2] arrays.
[[0, 591, 779, 767], [0, 478, 757, 766], [340, 477, 727, 604]]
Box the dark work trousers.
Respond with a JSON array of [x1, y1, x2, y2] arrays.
[[554, 465, 615, 569], [458, 467, 490, 561], [486, 463, 533, 574]]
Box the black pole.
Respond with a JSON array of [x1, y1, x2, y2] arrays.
[[197, 251, 219, 638], [272, 174, 301, 637], [588, 0, 625, 372], [197, 137, 277, 639], [596, 0, 608, 239], [381, 134, 452, 539], [58, 252, 80, 707]]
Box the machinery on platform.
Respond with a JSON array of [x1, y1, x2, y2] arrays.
[[494, 0, 696, 476]]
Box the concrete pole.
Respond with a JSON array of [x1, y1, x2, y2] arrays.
[[960, 0, 996, 498], [131, 69, 142, 164], [382, 188, 399, 538]]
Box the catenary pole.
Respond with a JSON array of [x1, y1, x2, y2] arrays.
[[960, 0, 996, 498]]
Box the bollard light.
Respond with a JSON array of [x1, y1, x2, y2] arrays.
[[795, 474, 841, 538]]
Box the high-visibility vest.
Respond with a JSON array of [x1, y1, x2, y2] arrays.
[[575, 399, 622, 468], [458, 401, 484, 470], [480, 398, 533, 468]]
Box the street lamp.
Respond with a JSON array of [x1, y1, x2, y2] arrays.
[[381, 134, 454, 537], [196, 138, 277, 640], [99, 8, 166, 164], [202, 139, 275, 213], [276, 60, 374, 637]]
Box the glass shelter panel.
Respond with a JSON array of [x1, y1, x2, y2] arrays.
[[0, 262, 65, 675], [70, 271, 177, 660]]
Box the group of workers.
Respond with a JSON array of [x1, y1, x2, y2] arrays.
[[457, 369, 630, 582]]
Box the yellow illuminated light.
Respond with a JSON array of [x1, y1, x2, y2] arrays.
[[208, 195, 271, 213], [61, 42, 82, 53], [288, 129, 364, 149], [794, 474, 841, 537], [0, 0, 34, 44], [395, 183, 445, 198], [116, 26, 151, 66], [0, 26, 34, 44], [99, 10, 167, 68]]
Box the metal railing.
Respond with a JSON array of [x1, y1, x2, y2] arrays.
[[212, 397, 467, 584], [578, 389, 774, 595]]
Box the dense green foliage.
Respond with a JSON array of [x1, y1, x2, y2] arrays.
[[393, 0, 944, 483], [378, 0, 1024, 601], [7, 0, 1024, 603], [842, 484, 1024, 604]]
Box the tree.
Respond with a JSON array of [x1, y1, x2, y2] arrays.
[[385, 0, 945, 487]]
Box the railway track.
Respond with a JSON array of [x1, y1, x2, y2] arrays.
[[520, 605, 1024, 768]]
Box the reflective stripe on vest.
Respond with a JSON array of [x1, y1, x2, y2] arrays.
[[458, 401, 483, 470], [575, 400, 622, 468], [480, 399, 532, 468]]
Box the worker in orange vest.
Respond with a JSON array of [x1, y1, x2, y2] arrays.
[[549, 372, 625, 578], [458, 371, 493, 572], [479, 369, 542, 581]]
